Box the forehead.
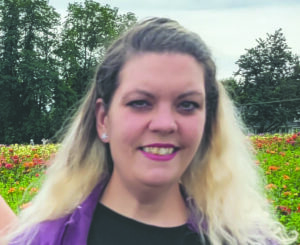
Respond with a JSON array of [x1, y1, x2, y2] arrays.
[[117, 52, 205, 94]]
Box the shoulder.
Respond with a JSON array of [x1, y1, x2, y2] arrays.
[[11, 179, 107, 245], [10, 214, 71, 245]]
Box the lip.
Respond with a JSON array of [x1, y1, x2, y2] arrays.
[[142, 143, 178, 148], [140, 149, 177, 161], [139, 143, 179, 161]]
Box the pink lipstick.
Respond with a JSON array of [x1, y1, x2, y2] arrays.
[[139, 143, 179, 161]]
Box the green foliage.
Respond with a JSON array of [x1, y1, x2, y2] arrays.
[[227, 29, 300, 133], [0, 0, 137, 144]]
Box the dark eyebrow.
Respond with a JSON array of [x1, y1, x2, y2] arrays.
[[122, 89, 155, 101], [177, 91, 204, 100], [122, 90, 204, 101]]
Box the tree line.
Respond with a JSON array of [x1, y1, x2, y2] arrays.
[[222, 29, 300, 134], [0, 0, 136, 144]]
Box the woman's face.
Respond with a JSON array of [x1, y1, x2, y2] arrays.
[[96, 52, 206, 189]]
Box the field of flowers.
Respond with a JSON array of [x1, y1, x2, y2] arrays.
[[252, 132, 300, 238], [0, 144, 58, 212], [0, 133, 299, 240]]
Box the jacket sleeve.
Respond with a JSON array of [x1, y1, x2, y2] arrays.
[[9, 215, 70, 245]]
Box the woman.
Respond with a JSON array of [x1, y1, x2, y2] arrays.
[[7, 18, 297, 245]]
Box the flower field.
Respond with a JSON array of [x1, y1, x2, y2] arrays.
[[0, 133, 299, 239], [252, 132, 300, 238], [0, 144, 58, 212]]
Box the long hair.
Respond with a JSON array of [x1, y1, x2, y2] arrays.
[[6, 17, 297, 245]]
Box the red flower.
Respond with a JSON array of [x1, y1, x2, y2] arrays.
[[5, 163, 13, 169], [277, 206, 291, 215], [288, 140, 296, 146], [12, 155, 19, 164]]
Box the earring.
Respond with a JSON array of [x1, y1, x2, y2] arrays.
[[101, 133, 108, 140]]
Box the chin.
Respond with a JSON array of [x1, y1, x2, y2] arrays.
[[138, 174, 179, 188]]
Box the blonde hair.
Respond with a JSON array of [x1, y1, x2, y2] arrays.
[[182, 84, 297, 244], [6, 17, 297, 245]]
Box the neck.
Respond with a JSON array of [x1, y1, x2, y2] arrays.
[[100, 175, 188, 227]]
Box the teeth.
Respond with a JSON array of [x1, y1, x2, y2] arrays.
[[143, 147, 174, 155]]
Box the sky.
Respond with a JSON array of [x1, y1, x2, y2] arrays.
[[48, 0, 300, 80]]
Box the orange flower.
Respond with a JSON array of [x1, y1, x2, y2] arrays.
[[283, 191, 291, 196], [8, 187, 15, 193], [33, 154, 39, 158], [279, 152, 286, 156], [282, 185, 287, 189], [296, 167, 300, 171], [265, 183, 277, 189], [270, 151, 276, 154], [268, 166, 279, 171], [283, 175, 290, 180], [23, 162, 34, 168]]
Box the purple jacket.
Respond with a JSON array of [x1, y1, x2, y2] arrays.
[[13, 181, 105, 245], [12, 180, 279, 245]]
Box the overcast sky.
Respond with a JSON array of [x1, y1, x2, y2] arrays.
[[48, 0, 300, 80]]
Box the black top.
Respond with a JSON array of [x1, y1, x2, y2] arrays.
[[87, 203, 208, 245]]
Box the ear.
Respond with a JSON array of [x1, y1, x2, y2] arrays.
[[95, 98, 109, 143]]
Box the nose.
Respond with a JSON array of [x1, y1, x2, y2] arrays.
[[148, 105, 178, 134]]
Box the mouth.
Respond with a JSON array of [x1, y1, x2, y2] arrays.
[[139, 144, 180, 156]]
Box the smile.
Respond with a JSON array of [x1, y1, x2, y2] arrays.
[[142, 147, 174, 155], [139, 144, 179, 161]]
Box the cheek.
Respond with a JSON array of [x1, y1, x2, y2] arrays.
[[108, 111, 145, 144], [181, 114, 206, 145]]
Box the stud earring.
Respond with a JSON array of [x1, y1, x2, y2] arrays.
[[101, 133, 108, 140]]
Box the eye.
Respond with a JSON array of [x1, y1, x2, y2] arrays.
[[127, 100, 151, 110], [178, 101, 200, 112]]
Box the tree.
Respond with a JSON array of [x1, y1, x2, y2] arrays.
[[18, 0, 61, 142], [0, 0, 136, 144], [233, 29, 300, 133], [0, 0, 22, 143], [0, 0, 60, 143], [57, 0, 136, 101]]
